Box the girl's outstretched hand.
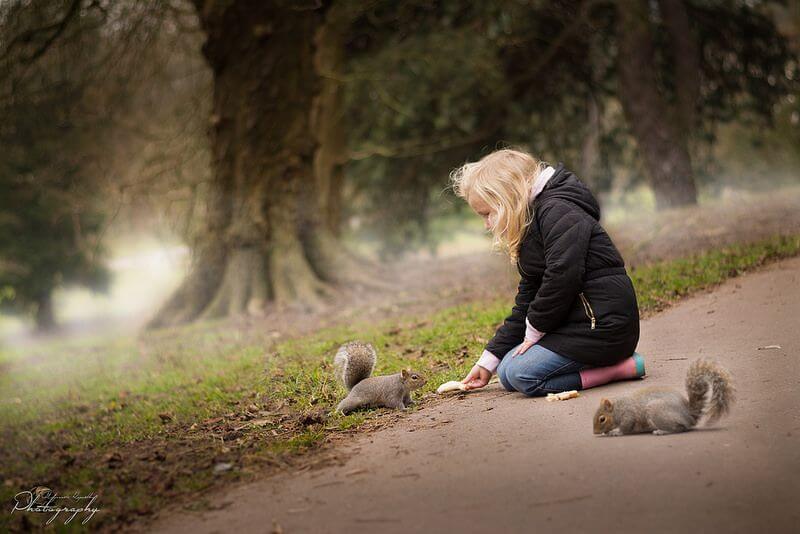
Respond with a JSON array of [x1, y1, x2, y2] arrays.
[[461, 364, 491, 390]]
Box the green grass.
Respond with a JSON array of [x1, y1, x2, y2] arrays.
[[629, 234, 800, 312], [1, 233, 799, 531]]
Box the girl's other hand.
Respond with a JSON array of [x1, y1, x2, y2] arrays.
[[461, 364, 491, 390], [514, 339, 536, 357]]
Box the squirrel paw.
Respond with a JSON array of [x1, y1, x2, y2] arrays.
[[652, 429, 671, 435], [605, 428, 623, 437]]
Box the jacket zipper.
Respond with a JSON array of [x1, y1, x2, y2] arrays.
[[579, 292, 596, 330]]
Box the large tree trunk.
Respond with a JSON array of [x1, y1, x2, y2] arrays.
[[616, 0, 698, 209], [303, 1, 380, 282], [34, 292, 56, 332], [149, 1, 345, 329]]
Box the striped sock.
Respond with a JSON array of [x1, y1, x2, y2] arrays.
[[579, 353, 646, 389]]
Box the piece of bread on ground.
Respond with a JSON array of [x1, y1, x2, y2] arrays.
[[437, 380, 468, 394], [546, 390, 580, 402]]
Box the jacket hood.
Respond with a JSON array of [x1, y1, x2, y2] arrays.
[[535, 162, 601, 221]]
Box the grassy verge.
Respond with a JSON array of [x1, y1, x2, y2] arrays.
[[2, 233, 799, 531]]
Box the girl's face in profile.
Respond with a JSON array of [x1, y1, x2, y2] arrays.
[[468, 194, 496, 231]]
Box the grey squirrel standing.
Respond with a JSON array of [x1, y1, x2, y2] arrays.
[[334, 341, 427, 415], [593, 359, 735, 436]]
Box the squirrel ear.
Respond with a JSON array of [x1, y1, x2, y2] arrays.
[[601, 398, 612, 409], [401, 369, 409, 379]]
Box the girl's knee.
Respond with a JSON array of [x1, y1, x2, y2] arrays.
[[498, 371, 516, 392], [502, 357, 549, 396], [504, 345, 583, 396], [506, 372, 547, 397], [496, 357, 515, 392]]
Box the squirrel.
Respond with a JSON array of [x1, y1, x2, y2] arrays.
[[334, 341, 427, 415], [593, 359, 735, 436]]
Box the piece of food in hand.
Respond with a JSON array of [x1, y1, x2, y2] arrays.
[[546, 390, 580, 402], [437, 380, 469, 394]]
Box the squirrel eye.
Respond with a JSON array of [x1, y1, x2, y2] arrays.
[[412, 374, 418, 379], [599, 415, 606, 423]]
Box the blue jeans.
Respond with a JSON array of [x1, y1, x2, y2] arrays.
[[497, 343, 588, 396]]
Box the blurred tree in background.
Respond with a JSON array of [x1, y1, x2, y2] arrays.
[[148, 0, 351, 328], [616, 0, 796, 208], [0, 0, 797, 329], [0, 0, 115, 331], [0, 0, 203, 330]]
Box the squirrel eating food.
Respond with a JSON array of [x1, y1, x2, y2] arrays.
[[334, 341, 427, 415], [593, 359, 734, 436]]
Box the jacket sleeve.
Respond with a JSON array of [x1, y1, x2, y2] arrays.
[[485, 274, 537, 360], [527, 200, 593, 332]]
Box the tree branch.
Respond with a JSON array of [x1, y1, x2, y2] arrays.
[[511, 0, 600, 87], [349, 121, 502, 160], [1, 0, 83, 64]]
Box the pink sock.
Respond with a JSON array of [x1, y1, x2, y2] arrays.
[[579, 353, 645, 389]]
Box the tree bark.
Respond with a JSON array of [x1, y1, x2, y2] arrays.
[[149, 1, 337, 329], [616, 0, 698, 209]]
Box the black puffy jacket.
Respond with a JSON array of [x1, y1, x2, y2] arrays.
[[485, 163, 640, 367]]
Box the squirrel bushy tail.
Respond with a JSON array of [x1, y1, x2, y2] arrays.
[[686, 359, 735, 424], [334, 341, 376, 390]]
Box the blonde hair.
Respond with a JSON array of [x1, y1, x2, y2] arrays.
[[449, 148, 547, 263]]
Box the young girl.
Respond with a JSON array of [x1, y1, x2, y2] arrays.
[[450, 148, 644, 396]]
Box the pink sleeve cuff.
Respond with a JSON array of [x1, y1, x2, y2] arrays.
[[525, 318, 545, 344], [477, 349, 501, 373]]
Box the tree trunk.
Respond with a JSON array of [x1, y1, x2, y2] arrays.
[[309, 1, 381, 245], [311, 4, 349, 237], [580, 30, 605, 191], [616, 0, 698, 209], [302, 1, 385, 288], [659, 0, 700, 137], [34, 292, 56, 332], [580, 93, 601, 190], [149, 1, 339, 329]]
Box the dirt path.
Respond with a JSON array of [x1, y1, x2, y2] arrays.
[[149, 256, 800, 533]]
